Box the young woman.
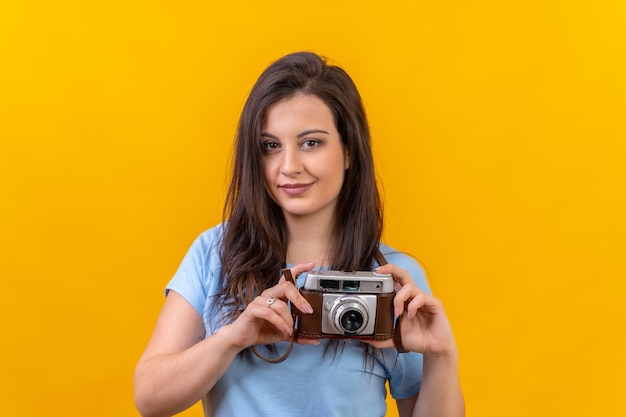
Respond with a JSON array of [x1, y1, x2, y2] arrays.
[[134, 52, 464, 417]]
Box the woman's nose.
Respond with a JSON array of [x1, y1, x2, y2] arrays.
[[280, 146, 303, 176]]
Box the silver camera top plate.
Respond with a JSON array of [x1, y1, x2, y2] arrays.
[[303, 270, 395, 294]]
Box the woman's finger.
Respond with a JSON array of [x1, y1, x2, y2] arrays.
[[405, 292, 429, 319], [392, 280, 422, 317], [246, 295, 294, 336], [276, 262, 316, 284], [271, 262, 316, 315], [375, 263, 414, 286]]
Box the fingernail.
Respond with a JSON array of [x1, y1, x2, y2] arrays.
[[284, 326, 293, 336], [303, 304, 314, 314]]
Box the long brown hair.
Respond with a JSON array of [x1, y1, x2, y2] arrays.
[[217, 52, 383, 320]]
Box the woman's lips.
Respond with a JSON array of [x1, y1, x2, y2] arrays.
[[279, 183, 313, 196]]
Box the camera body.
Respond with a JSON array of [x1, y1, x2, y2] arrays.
[[297, 270, 395, 340]]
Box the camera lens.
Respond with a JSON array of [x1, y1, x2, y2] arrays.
[[340, 310, 364, 333], [330, 297, 369, 335]]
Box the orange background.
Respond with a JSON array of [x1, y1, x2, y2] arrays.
[[1, 1, 625, 416]]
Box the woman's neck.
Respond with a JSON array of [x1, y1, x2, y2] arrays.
[[285, 215, 334, 266]]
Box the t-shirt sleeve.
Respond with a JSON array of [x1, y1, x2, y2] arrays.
[[166, 226, 223, 317], [388, 351, 424, 399]]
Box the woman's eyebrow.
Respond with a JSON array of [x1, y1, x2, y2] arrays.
[[261, 129, 330, 139], [297, 129, 329, 138], [261, 132, 279, 139]]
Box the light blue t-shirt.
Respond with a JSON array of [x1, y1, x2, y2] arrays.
[[166, 224, 431, 417]]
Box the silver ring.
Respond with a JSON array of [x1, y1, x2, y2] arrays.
[[266, 296, 276, 306]]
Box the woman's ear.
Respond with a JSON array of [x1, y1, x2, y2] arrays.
[[344, 148, 350, 170]]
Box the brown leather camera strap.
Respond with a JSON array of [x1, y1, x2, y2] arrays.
[[393, 314, 409, 353], [251, 268, 296, 363], [374, 249, 387, 268]]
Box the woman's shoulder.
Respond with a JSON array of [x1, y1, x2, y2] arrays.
[[194, 223, 226, 246], [378, 243, 423, 269], [181, 223, 226, 270], [183, 223, 225, 255], [378, 243, 431, 293]]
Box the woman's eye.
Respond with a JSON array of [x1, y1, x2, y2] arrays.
[[263, 142, 280, 152], [302, 139, 320, 149]]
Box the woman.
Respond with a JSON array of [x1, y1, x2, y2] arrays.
[[134, 51, 464, 417]]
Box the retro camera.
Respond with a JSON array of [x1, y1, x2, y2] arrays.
[[296, 271, 395, 340]]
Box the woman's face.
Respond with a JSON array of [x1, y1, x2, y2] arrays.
[[261, 94, 348, 224]]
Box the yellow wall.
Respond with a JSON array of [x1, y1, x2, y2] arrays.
[[1, 1, 625, 416]]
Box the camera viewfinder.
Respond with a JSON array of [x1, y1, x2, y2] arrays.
[[342, 280, 360, 291], [320, 279, 340, 290]]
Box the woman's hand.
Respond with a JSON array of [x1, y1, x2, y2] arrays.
[[365, 263, 457, 355], [371, 264, 465, 417], [225, 262, 316, 350]]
